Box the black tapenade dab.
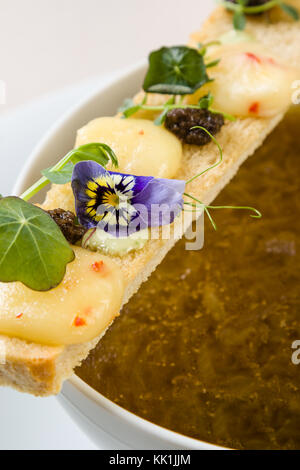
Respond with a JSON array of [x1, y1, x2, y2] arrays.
[[165, 108, 224, 146], [47, 208, 87, 244]]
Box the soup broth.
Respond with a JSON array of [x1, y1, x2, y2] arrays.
[[77, 110, 300, 450]]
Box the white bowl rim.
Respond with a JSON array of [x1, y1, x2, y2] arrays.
[[13, 61, 226, 451], [67, 373, 225, 450]]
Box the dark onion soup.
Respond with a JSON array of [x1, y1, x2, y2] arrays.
[[77, 110, 300, 450]]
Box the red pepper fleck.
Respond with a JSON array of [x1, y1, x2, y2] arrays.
[[85, 306, 92, 316], [16, 313, 23, 319], [245, 52, 261, 64], [74, 316, 86, 327], [138, 130, 144, 135], [249, 102, 260, 114], [92, 261, 104, 272]]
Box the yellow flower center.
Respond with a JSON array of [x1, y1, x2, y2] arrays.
[[105, 192, 119, 208]]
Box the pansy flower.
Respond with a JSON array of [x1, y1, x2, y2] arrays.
[[71, 161, 186, 237]]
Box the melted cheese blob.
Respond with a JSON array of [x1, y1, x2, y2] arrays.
[[0, 247, 124, 346], [75, 117, 182, 178], [189, 42, 298, 118]]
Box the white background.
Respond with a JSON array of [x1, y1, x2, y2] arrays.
[[0, 0, 214, 450], [0, 0, 214, 112]]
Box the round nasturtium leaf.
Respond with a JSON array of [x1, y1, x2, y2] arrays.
[[0, 197, 75, 291], [143, 46, 210, 95]]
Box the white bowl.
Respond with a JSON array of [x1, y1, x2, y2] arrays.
[[13, 63, 223, 450]]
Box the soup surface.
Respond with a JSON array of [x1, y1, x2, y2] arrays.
[[77, 110, 300, 450]]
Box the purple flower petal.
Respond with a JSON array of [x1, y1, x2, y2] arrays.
[[110, 171, 153, 196], [72, 161, 107, 229], [132, 178, 185, 227], [71, 160, 186, 236], [72, 160, 106, 198]]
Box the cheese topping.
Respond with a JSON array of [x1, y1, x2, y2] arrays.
[[0, 247, 124, 346], [75, 117, 182, 179], [189, 42, 298, 118]]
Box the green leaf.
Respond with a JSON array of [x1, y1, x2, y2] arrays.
[[70, 143, 118, 168], [118, 98, 142, 118], [206, 58, 221, 68], [39, 143, 119, 187], [154, 108, 169, 126], [123, 105, 142, 118], [118, 98, 135, 112], [0, 197, 74, 291], [280, 2, 299, 20], [233, 10, 246, 30], [42, 162, 74, 184], [198, 92, 214, 110], [153, 96, 176, 125], [143, 46, 210, 95], [21, 143, 119, 201]]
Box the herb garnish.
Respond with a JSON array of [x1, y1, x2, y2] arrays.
[[0, 143, 118, 291], [220, 0, 299, 31], [21, 143, 118, 201], [119, 45, 235, 125], [120, 92, 235, 126], [0, 197, 74, 291], [143, 46, 211, 95]]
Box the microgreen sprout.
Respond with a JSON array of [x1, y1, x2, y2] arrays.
[[219, 0, 299, 31], [183, 126, 261, 230], [119, 92, 235, 126], [20, 143, 118, 202], [198, 40, 221, 68]]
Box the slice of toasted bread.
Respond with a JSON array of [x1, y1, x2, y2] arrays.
[[1, 4, 300, 396]]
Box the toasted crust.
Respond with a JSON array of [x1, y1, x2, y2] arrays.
[[1, 3, 300, 396]]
